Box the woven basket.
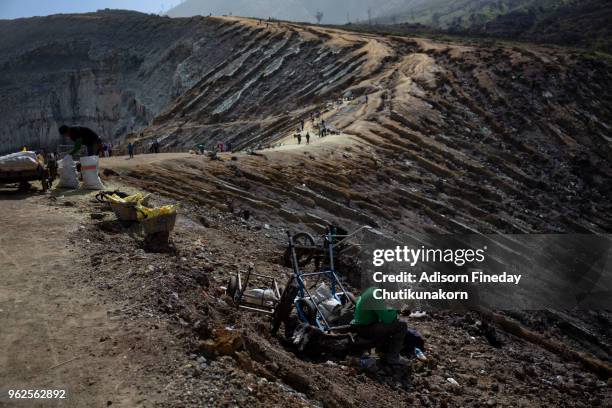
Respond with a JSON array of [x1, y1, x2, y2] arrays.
[[108, 196, 150, 222], [110, 201, 139, 222], [142, 212, 177, 235]]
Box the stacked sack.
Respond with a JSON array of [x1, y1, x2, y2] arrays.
[[80, 155, 104, 190], [0, 151, 40, 172], [57, 155, 80, 189]]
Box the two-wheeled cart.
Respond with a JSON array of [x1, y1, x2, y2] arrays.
[[272, 227, 366, 334], [0, 164, 55, 192]]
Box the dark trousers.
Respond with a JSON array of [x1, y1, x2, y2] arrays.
[[354, 320, 407, 355], [86, 142, 99, 156]]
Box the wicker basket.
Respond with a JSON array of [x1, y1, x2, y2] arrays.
[[108, 197, 150, 222], [141, 212, 177, 235], [110, 201, 139, 222]]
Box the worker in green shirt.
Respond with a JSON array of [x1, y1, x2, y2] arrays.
[[352, 286, 409, 366], [59, 125, 101, 156]]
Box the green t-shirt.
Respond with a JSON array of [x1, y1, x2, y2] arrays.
[[352, 287, 398, 325], [70, 138, 83, 155]]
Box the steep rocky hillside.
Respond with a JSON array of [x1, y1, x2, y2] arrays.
[[120, 17, 612, 237], [377, 0, 571, 27], [0, 10, 223, 153], [1, 12, 611, 235], [472, 0, 612, 53]]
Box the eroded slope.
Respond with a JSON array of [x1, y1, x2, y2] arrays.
[[122, 18, 611, 236]]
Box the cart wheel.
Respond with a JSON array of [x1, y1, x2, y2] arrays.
[[271, 277, 298, 335], [226, 276, 239, 300], [292, 232, 316, 267]]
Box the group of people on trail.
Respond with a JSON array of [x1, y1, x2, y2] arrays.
[[193, 141, 232, 155], [149, 140, 160, 154], [294, 128, 311, 145], [318, 120, 329, 138], [216, 141, 232, 153], [293, 116, 330, 145], [102, 143, 114, 157]]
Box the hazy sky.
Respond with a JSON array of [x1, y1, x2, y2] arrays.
[[0, 0, 183, 19]]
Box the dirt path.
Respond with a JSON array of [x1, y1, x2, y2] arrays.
[[0, 193, 162, 407], [99, 152, 192, 170]]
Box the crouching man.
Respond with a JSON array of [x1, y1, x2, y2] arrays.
[[352, 286, 409, 366]]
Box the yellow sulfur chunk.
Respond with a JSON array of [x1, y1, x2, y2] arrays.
[[107, 192, 149, 204], [136, 204, 178, 220]]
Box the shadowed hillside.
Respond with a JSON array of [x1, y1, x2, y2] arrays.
[[376, 0, 612, 53]]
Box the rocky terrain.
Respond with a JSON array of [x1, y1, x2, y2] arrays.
[[0, 11, 231, 153], [39, 182, 611, 407], [1, 10, 611, 407], [118, 16, 612, 237], [460, 0, 612, 54]]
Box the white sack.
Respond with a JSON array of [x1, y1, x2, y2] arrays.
[[80, 155, 104, 190], [0, 151, 39, 172], [57, 155, 79, 189]]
